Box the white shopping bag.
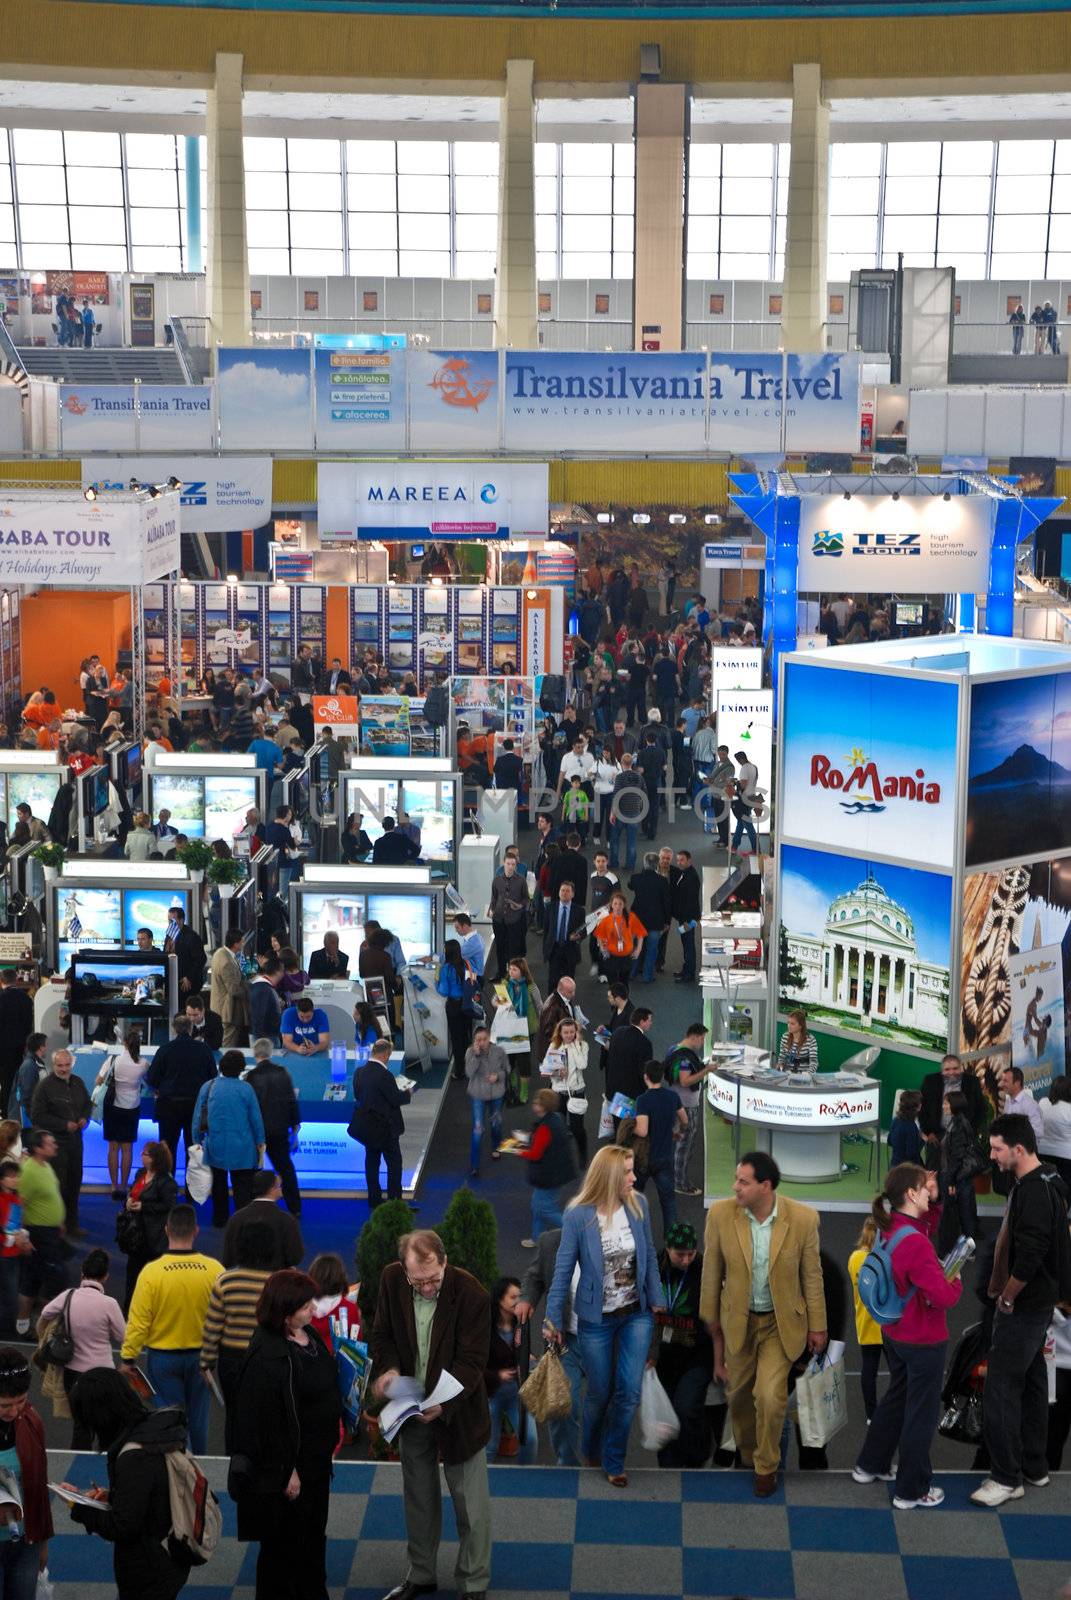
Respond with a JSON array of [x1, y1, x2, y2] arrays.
[[184, 1143, 213, 1205], [597, 1098, 614, 1140], [795, 1349, 848, 1449], [639, 1367, 680, 1452]]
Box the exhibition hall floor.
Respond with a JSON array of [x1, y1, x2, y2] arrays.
[[702, 1112, 1008, 1213], [41, 1452, 1070, 1600]]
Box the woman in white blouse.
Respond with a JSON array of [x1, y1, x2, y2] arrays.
[[542, 1016, 590, 1168], [96, 1029, 149, 1201], [593, 748, 620, 846], [1039, 1075, 1071, 1190]]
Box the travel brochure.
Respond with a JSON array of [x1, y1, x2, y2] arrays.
[[379, 1370, 463, 1443]]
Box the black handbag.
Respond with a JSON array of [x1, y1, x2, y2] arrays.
[[115, 1208, 145, 1257], [44, 1289, 76, 1367], [938, 1389, 984, 1444]]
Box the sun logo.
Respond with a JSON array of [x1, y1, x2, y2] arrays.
[[429, 357, 494, 411], [63, 394, 87, 414], [846, 746, 867, 768]]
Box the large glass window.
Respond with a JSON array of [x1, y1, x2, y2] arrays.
[[687, 143, 787, 279], [536, 141, 633, 279]]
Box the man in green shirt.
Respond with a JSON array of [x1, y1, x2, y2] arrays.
[[16, 1130, 67, 1332], [370, 1229, 492, 1600]]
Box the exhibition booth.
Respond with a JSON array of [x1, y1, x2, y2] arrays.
[[340, 757, 460, 886], [730, 470, 1063, 691], [144, 752, 268, 848]]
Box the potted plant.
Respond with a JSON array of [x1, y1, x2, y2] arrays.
[[31, 843, 66, 882], [175, 839, 214, 882], [206, 856, 245, 898]]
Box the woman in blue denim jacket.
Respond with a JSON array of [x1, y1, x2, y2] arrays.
[[545, 1144, 665, 1486], [192, 1050, 265, 1228]]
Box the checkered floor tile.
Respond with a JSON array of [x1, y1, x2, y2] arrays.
[[43, 1454, 1069, 1599]]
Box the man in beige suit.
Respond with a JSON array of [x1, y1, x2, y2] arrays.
[[700, 1150, 826, 1496], [209, 926, 251, 1048]]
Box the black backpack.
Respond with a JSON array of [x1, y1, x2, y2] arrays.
[[423, 685, 449, 727], [539, 675, 566, 714]]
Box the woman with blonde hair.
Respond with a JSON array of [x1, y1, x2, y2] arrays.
[[847, 1214, 884, 1419], [123, 811, 156, 862], [544, 1144, 665, 1487]]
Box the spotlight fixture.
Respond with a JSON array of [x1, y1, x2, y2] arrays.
[[166, 476, 182, 491], [596, 512, 613, 525], [525, 589, 538, 600], [668, 513, 687, 525], [632, 513, 650, 525], [704, 513, 722, 526], [128, 477, 139, 490], [147, 484, 161, 499], [892, 491, 901, 502], [83, 485, 97, 503], [843, 490, 852, 501], [943, 491, 951, 502]]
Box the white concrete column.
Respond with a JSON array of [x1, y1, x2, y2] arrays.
[[494, 59, 537, 349], [633, 82, 686, 351], [780, 62, 829, 354], [206, 51, 250, 347]]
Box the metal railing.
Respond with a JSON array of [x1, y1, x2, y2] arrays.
[[0, 317, 26, 378], [951, 319, 1065, 357]]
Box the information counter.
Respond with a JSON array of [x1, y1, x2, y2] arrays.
[[706, 1046, 880, 1183], [70, 1042, 447, 1198]]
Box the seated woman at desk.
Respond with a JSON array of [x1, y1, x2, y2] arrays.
[[777, 1010, 818, 1073], [340, 811, 374, 864]]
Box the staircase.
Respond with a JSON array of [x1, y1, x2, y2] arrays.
[[15, 346, 190, 384]]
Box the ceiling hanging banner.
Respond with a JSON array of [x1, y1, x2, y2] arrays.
[[796, 492, 996, 594], [82, 457, 273, 534], [0, 489, 180, 587], [317, 461, 549, 541]]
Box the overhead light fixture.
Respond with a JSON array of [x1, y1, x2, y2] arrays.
[[128, 477, 139, 491], [668, 513, 686, 525], [596, 512, 613, 524], [943, 491, 951, 502], [226, 572, 238, 584], [526, 589, 538, 600], [843, 490, 852, 501], [147, 484, 161, 499], [892, 491, 901, 502], [704, 513, 722, 526], [166, 476, 182, 491], [632, 513, 650, 525], [83, 485, 97, 503]]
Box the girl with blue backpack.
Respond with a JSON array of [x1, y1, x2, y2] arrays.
[[852, 1162, 962, 1509]]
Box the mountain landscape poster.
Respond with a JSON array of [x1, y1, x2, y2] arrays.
[[966, 670, 1071, 867]]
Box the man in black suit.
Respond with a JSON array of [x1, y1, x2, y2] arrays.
[[670, 848, 702, 983], [319, 656, 353, 696], [542, 882, 585, 990], [0, 968, 33, 1117], [605, 1006, 654, 1124], [347, 1038, 411, 1208], [371, 816, 421, 866], [184, 993, 224, 1051], [163, 906, 206, 998], [548, 831, 588, 908], [493, 738, 524, 793], [629, 853, 672, 986], [145, 1015, 217, 1174], [919, 1053, 985, 1161], [290, 644, 319, 696], [308, 931, 349, 980], [221, 1167, 304, 1267]]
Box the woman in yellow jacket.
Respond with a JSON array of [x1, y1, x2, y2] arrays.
[[594, 890, 647, 988], [847, 1216, 885, 1420]]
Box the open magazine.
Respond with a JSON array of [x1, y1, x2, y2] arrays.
[[379, 1370, 463, 1443]]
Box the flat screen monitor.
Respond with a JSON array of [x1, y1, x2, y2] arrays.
[[345, 777, 453, 862], [367, 893, 433, 963], [895, 602, 924, 626], [124, 745, 142, 794], [70, 953, 168, 1016], [7, 771, 61, 838], [401, 781, 453, 863], [150, 774, 205, 838], [204, 774, 258, 841], [123, 888, 189, 949], [298, 891, 367, 972], [55, 887, 121, 971]]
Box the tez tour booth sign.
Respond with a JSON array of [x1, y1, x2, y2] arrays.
[[732, 471, 1062, 691], [0, 486, 181, 587]]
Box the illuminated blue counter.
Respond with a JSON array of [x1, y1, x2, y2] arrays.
[[70, 1044, 446, 1198]]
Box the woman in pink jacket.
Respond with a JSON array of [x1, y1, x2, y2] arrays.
[[852, 1162, 962, 1509], [42, 1247, 126, 1450]]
